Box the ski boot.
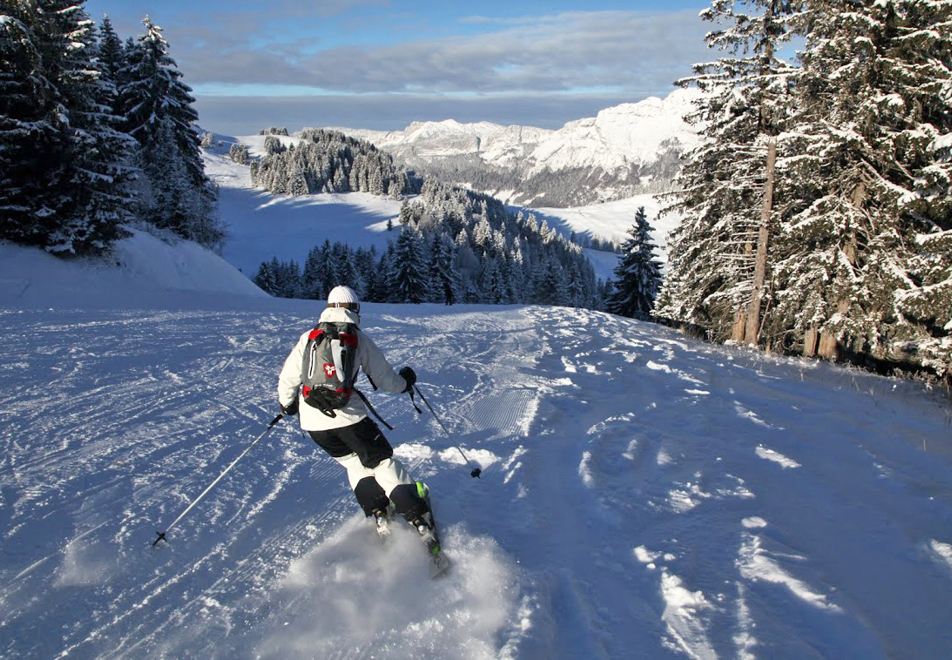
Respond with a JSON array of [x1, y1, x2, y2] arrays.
[[372, 501, 396, 542], [411, 482, 450, 577]]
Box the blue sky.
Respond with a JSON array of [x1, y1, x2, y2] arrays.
[[83, 0, 715, 134]]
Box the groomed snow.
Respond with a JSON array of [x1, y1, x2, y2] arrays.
[[2, 233, 951, 658]]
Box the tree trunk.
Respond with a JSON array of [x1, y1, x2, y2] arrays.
[[732, 310, 747, 342], [803, 326, 819, 357], [745, 137, 777, 346], [817, 323, 840, 360], [817, 181, 865, 360]]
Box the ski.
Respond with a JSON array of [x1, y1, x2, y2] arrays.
[[415, 482, 451, 578], [369, 483, 450, 577]]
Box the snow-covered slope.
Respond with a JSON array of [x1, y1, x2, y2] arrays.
[[0, 229, 266, 310], [327, 88, 701, 206], [202, 136, 404, 277], [2, 242, 951, 658], [535, 193, 682, 268]]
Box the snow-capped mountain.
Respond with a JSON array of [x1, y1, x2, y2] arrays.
[[327, 88, 702, 207]]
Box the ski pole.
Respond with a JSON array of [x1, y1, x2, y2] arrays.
[[152, 413, 284, 546], [412, 385, 481, 479]]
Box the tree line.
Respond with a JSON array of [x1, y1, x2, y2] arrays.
[[656, 0, 951, 381], [254, 178, 612, 308], [246, 122, 664, 313], [249, 128, 420, 199], [0, 2, 222, 255]]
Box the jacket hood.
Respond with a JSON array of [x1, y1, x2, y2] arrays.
[[318, 306, 361, 326]]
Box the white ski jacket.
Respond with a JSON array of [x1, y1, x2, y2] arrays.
[[277, 307, 409, 431]]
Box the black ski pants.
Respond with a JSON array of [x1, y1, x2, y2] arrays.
[[308, 418, 428, 520]]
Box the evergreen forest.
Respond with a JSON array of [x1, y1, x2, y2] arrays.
[[655, 0, 951, 381], [0, 4, 222, 255]]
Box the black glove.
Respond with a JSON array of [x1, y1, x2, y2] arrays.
[[399, 366, 417, 393], [280, 398, 299, 416]]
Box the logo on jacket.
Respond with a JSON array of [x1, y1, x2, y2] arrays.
[[323, 363, 336, 378]]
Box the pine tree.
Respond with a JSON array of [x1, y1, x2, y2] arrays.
[[391, 228, 428, 303], [607, 207, 663, 320], [770, 0, 952, 370], [119, 16, 221, 248], [534, 257, 569, 306], [64, 6, 140, 252], [428, 232, 460, 304], [0, 1, 62, 247], [370, 244, 395, 302], [253, 259, 278, 295], [96, 15, 123, 82], [655, 0, 803, 339], [480, 256, 506, 304], [302, 244, 331, 299], [0, 1, 135, 255], [336, 248, 364, 297]]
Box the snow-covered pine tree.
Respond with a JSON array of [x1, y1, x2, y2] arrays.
[[428, 231, 460, 304], [0, 1, 135, 254], [770, 0, 951, 374], [253, 259, 278, 296], [565, 261, 586, 308], [390, 227, 428, 303], [96, 15, 123, 82], [336, 249, 364, 298], [276, 259, 302, 298], [50, 1, 137, 255], [302, 242, 334, 300], [287, 157, 308, 196], [369, 242, 396, 302], [0, 0, 64, 248], [871, 0, 951, 380], [607, 207, 663, 320], [533, 257, 569, 306], [229, 142, 249, 165], [254, 257, 303, 298], [508, 241, 528, 302], [479, 256, 507, 304], [118, 16, 221, 248], [354, 245, 379, 300], [655, 0, 802, 340]]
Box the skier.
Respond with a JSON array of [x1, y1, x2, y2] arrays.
[[277, 285, 443, 558]]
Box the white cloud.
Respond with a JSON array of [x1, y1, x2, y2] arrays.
[[90, 3, 715, 131], [176, 10, 711, 98]]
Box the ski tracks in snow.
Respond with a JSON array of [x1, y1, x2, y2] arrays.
[[473, 306, 952, 658], [2, 305, 951, 658], [0, 307, 529, 658]]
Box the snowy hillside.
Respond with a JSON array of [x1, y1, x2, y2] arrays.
[[326, 88, 702, 207], [535, 193, 683, 266], [0, 229, 265, 310], [203, 136, 404, 277], [203, 140, 671, 284], [2, 240, 952, 658]]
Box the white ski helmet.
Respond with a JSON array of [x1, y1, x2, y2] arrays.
[[327, 285, 360, 312]]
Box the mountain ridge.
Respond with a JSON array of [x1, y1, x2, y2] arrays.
[[323, 87, 701, 207]]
